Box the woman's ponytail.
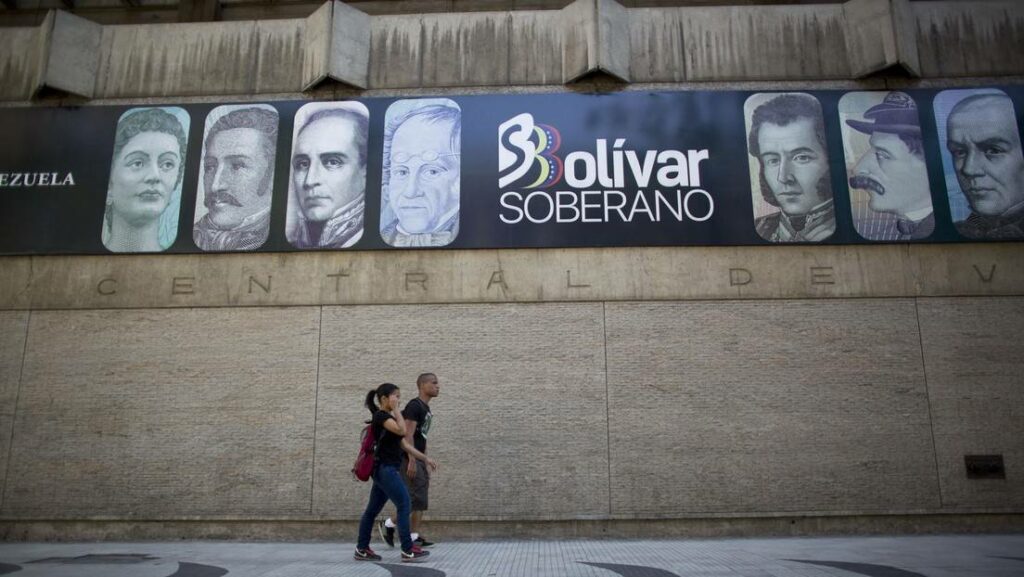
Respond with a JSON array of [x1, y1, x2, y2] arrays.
[[365, 389, 379, 414]]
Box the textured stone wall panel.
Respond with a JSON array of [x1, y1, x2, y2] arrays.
[[255, 19, 306, 94], [3, 244, 1022, 311], [918, 297, 1024, 508], [682, 6, 850, 81], [606, 299, 939, 515], [2, 307, 319, 518], [421, 12, 510, 87], [0, 27, 44, 101], [628, 8, 686, 83], [313, 302, 609, 519], [914, 1, 1024, 78], [96, 21, 258, 98], [0, 311, 30, 511], [0, 258, 32, 311], [508, 11, 562, 85], [369, 14, 424, 88]]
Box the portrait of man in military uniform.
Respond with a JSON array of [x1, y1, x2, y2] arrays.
[[745, 93, 836, 243], [286, 102, 369, 249]]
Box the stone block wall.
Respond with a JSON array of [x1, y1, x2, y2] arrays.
[[605, 299, 940, 515], [0, 293, 1021, 536], [918, 298, 1024, 509], [4, 307, 320, 517]]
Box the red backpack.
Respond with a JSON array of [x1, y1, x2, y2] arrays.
[[352, 423, 379, 482]]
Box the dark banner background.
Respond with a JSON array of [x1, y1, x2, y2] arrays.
[[1, 87, 1021, 255]]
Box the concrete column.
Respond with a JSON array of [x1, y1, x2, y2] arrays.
[[40, 9, 103, 98], [843, 0, 921, 78], [561, 0, 631, 84], [302, 0, 370, 90], [0, 10, 101, 101]]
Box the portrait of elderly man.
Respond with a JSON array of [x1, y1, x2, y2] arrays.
[[844, 91, 934, 241], [945, 92, 1024, 239], [286, 103, 369, 249], [193, 105, 278, 251], [380, 100, 461, 248], [746, 93, 835, 243]]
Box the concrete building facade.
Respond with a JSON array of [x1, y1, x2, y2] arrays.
[[0, 0, 1023, 540]]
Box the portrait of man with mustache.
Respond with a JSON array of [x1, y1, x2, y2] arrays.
[[745, 93, 836, 243], [843, 91, 934, 241], [193, 105, 279, 252]]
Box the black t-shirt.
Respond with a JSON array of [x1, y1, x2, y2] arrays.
[[402, 398, 433, 454], [372, 410, 404, 466]]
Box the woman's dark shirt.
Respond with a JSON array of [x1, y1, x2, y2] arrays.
[[372, 410, 404, 465]]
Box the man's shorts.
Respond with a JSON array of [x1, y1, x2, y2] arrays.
[[400, 454, 430, 511]]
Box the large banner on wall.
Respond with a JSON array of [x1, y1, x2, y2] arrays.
[[1, 86, 1023, 255]]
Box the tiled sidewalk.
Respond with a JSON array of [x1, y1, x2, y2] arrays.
[[0, 534, 1022, 576]]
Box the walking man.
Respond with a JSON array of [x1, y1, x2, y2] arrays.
[[380, 373, 440, 548]]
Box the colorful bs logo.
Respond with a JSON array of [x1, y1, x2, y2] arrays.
[[498, 113, 563, 189]]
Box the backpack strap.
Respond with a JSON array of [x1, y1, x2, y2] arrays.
[[371, 415, 388, 467]]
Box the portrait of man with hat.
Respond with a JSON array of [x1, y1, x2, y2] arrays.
[[843, 91, 935, 241]]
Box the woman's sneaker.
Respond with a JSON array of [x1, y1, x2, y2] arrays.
[[377, 518, 395, 547], [414, 536, 435, 548], [401, 545, 430, 563], [354, 547, 382, 561]]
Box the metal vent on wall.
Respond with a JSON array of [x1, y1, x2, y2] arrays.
[[964, 455, 1006, 479]]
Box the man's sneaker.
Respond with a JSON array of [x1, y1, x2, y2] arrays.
[[401, 545, 430, 563], [354, 547, 382, 561], [414, 536, 435, 548], [377, 518, 395, 548]]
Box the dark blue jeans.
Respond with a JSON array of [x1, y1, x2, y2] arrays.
[[357, 463, 413, 552]]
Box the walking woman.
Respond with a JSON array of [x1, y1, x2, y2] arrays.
[[356, 383, 438, 563]]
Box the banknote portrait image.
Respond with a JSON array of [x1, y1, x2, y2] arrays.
[[745, 93, 835, 243], [935, 89, 1024, 239], [840, 91, 934, 241], [286, 102, 369, 249], [380, 98, 461, 248], [102, 107, 190, 253], [193, 104, 279, 251]]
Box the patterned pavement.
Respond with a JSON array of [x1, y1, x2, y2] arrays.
[[0, 534, 1022, 576]]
